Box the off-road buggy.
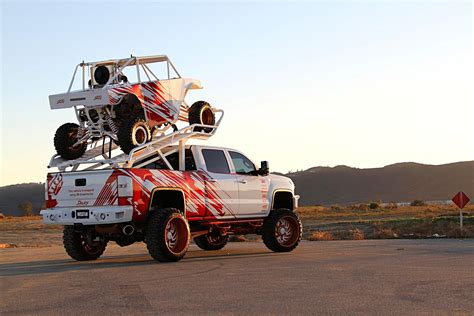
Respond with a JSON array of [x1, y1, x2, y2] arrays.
[[49, 55, 215, 159]]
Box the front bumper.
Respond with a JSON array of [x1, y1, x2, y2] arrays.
[[40, 206, 133, 225]]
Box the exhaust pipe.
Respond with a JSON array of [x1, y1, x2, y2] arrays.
[[122, 224, 135, 236]]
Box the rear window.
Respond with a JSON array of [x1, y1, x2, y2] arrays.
[[135, 149, 196, 171], [166, 150, 196, 171], [202, 149, 230, 174]]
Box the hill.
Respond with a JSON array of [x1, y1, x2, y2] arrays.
[[0, 161, 473, 215], [0, 183, 45, 216], [288, 161, 474, 206]]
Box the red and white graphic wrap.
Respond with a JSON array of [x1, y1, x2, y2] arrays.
[[107, 79, 188, 128]]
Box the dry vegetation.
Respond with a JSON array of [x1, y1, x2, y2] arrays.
[[1, 203, 473, 247], [300, 203, 474, 241], [0, 215, 63, 248]]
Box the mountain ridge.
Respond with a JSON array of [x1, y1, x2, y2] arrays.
[[1, 161, 472, 215]]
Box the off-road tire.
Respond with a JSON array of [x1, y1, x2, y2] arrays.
[[117, 117, 151, 154], [194, 232, 228, 251], [54, 123, 87, 160], [188, 101, 215, 133], [145, 208, 190, 262], [63, 226, 107, 261], [114, 94, 143, 122], [262, 209, 302, 252]]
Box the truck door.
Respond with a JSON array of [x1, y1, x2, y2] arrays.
[[228, 150, 267, 216], [201, 148, 239, 219]]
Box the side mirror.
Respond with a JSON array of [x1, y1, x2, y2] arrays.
[[259, 161, 269, 176]]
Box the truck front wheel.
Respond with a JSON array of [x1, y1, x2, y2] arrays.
[[194, 232, 228, 251], [262, 209, 302, 252], [145, 208, 190, 262], [63, 226, 107, 261]]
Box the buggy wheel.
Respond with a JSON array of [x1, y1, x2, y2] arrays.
[[63, 226, 107, 261], [117, 117, 151, 154], [194, 232, 228, 251], [54, 123, 87, 160], [262, 209, 302, 252], [188, 101, 215, 133], [145, 208, 190, 262]]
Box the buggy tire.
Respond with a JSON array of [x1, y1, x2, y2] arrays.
[[262, 209, 302, 252], [188, 101, 215, 133], [63, 226, 107, 261], [117, 117, 151, 154], [194, 233, 228, 251], [54, 123, 87, 160], [145, 208, 190, 262]]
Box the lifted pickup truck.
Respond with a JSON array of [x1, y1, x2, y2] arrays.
[[41, 145, 302, 262]]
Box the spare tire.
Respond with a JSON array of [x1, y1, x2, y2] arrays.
[[54, 123, 87, 160], [188, 101, 215, 133], [194, 232, 228, 251]]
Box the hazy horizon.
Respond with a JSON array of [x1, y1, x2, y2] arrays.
[[1, 1, 472, 185]]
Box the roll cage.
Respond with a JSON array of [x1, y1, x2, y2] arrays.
[[67, 55, 182, 93]]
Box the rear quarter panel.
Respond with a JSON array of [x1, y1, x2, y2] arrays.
[[121, 168, 228, 222]]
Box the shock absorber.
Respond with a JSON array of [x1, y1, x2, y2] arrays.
[[104, 113, 119, 134]]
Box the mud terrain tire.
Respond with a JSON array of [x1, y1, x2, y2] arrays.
[[54, 123, 87, 160], [145, 208, 190, 262], [117, 117, 151, 154], [262, 209, 302, 252], [63, 226, 107, 261], [194, 232, 228, 251], [188, 101, 215, 133]]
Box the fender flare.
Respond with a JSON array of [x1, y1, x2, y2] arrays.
[[147, 187, 187, 217]]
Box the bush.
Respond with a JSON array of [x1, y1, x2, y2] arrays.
[[369, 202, 379, 210], [309, 231, 334, 241], [410, 200, 426, 207], [350, 204, 369, 211], [18, 202, 33, 216], [350, 228, 365, 240]]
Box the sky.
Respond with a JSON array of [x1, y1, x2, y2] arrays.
[[0, 1, 472, 186]]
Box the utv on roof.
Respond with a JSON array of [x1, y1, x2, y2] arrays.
[[49, 55, 218, 161]]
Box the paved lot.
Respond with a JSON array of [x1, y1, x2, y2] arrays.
[[1, 239, 473, 315]]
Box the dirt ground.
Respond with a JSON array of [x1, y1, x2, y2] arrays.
[[1, 204, 473, 248]]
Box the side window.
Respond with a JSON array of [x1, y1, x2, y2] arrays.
[[166, 149, 197, 171], [202, 149, 230, 174], [229, 151, 257, 175], [134, 149, 196, 170], [134, 154, 169, 169]]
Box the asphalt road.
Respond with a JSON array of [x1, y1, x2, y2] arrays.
[[1, 240, 473, 315]]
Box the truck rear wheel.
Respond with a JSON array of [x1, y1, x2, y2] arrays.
[[262, 209, 302, 252], [188, 101, 215, 133], [54, 123, 87, 160], [145, 208, 190, 262], [117, 117, 151, 154], [194, 232, 228, 251], [63, 226, 107, 261]]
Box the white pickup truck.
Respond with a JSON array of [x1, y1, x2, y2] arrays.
[[41, 145, 302, 262]]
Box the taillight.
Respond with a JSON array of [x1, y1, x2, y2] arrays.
[[45, 199, 58, 208], [117, 176, 133, 206]]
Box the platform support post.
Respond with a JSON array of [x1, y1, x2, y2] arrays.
[[178, 140, 186, 171]]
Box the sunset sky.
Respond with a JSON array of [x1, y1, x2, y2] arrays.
[[0, 1, 472, 186]]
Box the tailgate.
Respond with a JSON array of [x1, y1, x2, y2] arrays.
[[46, 170, 118, 208]]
